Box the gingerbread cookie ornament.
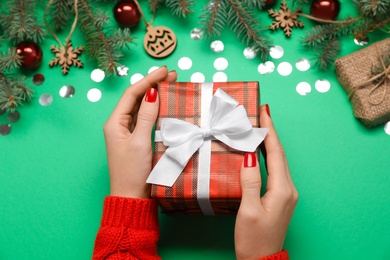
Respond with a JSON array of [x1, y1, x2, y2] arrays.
[[134, 0, 177, 58], [144, 25, 177, 58]]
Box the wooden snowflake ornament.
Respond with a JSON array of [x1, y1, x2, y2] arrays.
[[49, 40, 84, 75], [268, 1, 304, 38]]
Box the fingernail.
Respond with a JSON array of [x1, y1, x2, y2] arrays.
[[145, 88, 157, 102], [244, 152, 256, 168], [170, 70, 176, 73], [265, 104, 271, 117]]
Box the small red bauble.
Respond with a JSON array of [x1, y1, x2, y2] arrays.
[[15, 41, 43, 69], [265, 0, 276, 5], [310, 0, 341, 20], [113, 0, 141, 27]]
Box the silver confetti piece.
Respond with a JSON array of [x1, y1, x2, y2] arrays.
[[7, 111, 20, 122], [354, 37, 369, 46], [117, 66, 129, 77], [384, 122, 390, 135], [39, 94, 53, 106], [59, 86, 75, 98], [0, 124, 11, 136], [190, 28, 204, 40]]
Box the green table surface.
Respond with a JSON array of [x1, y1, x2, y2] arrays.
[[1, 1, 390, 259]]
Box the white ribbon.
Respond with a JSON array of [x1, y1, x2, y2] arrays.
[[147, 87, 268, 189]]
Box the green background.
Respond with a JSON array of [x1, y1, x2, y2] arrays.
[[1, 1, 390, 259]]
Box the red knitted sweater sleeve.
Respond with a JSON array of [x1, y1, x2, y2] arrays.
[[92, 196, 160, 260], [92, 196, 288, 260]]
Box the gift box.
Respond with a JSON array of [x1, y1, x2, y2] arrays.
[[147, 82, 265, 215], [335, 38, 390, 127]]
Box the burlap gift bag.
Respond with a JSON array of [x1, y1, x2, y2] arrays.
[[147, 82, 266, 215], [335, 38, 390, 127]]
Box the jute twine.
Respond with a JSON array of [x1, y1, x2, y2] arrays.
[[335, 38, 390, 127]]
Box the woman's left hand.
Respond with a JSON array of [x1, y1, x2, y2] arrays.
[[103, 66, 177, 198]]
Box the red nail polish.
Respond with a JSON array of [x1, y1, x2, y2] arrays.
[[145, 88, 157, 103], [244, 152, 256, 168], [265, 104, 271, 117]]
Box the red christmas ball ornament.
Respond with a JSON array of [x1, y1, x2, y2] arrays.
[[310, 0, 341, 20], [113, 0, 141, 27], [15, 41, 43, 69], [265, 0, 276, 5]]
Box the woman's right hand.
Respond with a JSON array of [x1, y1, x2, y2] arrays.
[[234, 104, 298, 260]]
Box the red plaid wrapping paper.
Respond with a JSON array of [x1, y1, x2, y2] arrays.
[[151, 82, 260, 215]]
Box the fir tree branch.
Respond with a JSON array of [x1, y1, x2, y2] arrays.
[[291, 0, 309, 7], [148, 0, 165, 14], [301, 18, 358, 47], [242, 0, 267, 10], [77, 0, 134, 76], [227, 0, 272, 60], [47, 0, 74, 31], [166, 0, 194, 17], [0, 49, 23, 73], [0, 73, 32, 111], [313, 37, 340, 70], [199, 0, 228, 38], [355, 0, 390, 20], [0, 0, 46, 43]]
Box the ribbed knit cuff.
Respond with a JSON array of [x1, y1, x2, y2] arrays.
[[259, 250, 289, 260], [101, 196, 159, 231]]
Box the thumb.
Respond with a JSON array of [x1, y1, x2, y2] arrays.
[[240, 152, 262, 206], [133, 87, 159, 140]]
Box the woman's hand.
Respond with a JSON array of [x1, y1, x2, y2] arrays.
[[103, 66, 177, 198], [235, 105, 298, 259]]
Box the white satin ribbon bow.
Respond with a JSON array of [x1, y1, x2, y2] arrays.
[[146, 88, 268, 187]]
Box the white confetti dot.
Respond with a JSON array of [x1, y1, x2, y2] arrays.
[[87, 88, 102, 102], [270, 45, 284, 59], [296, 82, 311, 96], [243, 47, 257, 59], [315, 79, 331, 93], [258, 61, 275, 75], [277, 62, 293, 76], [130, 73, 144, 85], [384, 122, 390, 135], [91, 69, 105, 82], [148, 66, 160, 74], [213, 57, 228, 71], [39, 94, 53, 106], [213, 72, 227, 82], [190, 72, 205, 83], [210, 40, 224, 53], [178, 57, 192, 70], [296, 58, 311, 71]]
